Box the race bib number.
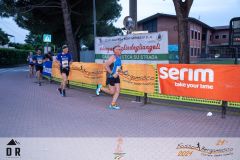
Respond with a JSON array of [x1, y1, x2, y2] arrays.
[[37, 59, 43, 64], [62, 60, 68, 68], [116, 66, 121, 74]]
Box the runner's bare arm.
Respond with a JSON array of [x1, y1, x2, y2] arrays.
[[70, 59, 73, 65], [104, 55, 115, 74], [55, 58, 61, 66]]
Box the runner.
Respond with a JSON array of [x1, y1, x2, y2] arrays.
[[27, 52, 34, 78], [56, 45, 73, 97], [96, 45, 127, 110], [33, 49, 45, 86]]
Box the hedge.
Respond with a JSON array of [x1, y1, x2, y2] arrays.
[[0, 48, 31, 67]]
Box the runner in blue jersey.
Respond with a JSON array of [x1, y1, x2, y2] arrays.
[[27, 52, 34, 78], [56, 45, 73, 97], [96, 45, 128, 110], [33, 49, 45, 86]]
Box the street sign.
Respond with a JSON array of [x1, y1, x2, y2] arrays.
[[229, 17, 240, 46], [43, 34, 52, 43]]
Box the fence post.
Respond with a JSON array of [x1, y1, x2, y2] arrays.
[[221, 101, 227, 118], [234, 47, 238, 64]]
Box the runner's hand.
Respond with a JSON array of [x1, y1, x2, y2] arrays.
[[113, 73, 119, 78], [123, 70, 128, 75]]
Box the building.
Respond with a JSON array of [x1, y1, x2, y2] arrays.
[[137, 13, 236, 58]]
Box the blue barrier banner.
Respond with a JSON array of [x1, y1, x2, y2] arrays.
[[43, 61, 52, 77]]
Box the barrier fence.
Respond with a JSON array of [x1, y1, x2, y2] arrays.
[[43, 61, 240, 110]]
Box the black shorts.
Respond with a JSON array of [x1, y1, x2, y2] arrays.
[[60, 68, 70, 76], [35, 66, 43, 73], [29, 63, 34, 67], [106, 77, 120, 86]]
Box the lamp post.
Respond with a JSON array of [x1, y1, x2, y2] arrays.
[[93, 0, 96, 51]]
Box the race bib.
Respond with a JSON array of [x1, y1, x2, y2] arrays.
[[116, 66, 121, 74], [37, 59, 43, 64], [62, 60, 68, 68]]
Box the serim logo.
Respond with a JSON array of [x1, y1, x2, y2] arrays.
[[6, 139, 21, 158], [159, 67, 214, 82]]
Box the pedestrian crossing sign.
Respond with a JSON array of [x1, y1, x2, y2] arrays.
[[43, 34, 52, 42]]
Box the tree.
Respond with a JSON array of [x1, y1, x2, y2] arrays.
[[0, 0, 122, 61], [60, 0, 78, 61], [25, 32, 43, 49], [173, 0, 193, 64], [8, 42, 34, 50], [0, 28, 10, 45]]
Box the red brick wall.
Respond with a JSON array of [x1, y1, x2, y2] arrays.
[[212, 30, 229, 45], [157, 17, 178, 44]]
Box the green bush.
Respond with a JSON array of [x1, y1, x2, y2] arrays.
[[0, 48, 31, 67]]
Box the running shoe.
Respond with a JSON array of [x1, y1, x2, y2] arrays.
[[108, 104, 120, 110], [62, 89, 66, 97], [96, 84, 102, 96], [58, 88, 62, 95]]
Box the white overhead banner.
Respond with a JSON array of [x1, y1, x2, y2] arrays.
[[0, 138, 239, 160], [95, 31, 169, 64]]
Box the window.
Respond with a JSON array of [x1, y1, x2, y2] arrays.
[[195, 31, 198, 39], [198, 48, 201, 56], [215, 35, 220, 39], [222, 35, 227, 39], [198, 32, 201, 40], [143, 19, 157, 33], [191, 30, 194, 39], [202, 34, 206, 41], [194, 48, 197, 56], [190, 48, 194, 56], [210, 35, 213, 41]]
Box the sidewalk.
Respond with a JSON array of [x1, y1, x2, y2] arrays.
[[0, 66, 240, 137]]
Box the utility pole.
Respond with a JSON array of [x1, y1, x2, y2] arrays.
[[129, 0, 137, 30], [93, 0, 97, 51]]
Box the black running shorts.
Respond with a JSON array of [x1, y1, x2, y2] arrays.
[[106, 77, 120, 86]]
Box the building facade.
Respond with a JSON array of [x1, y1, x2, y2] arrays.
[[137, 13, 235, 58]]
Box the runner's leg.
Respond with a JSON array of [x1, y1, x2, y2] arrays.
[[112, 83, 120, 104], [101, 85, 115, 95]]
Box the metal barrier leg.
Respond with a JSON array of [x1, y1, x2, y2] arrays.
[[67, 80, 70, 88], [49, 77, 52, 83], [222, 101, 227, 118], [144, 93, 148, 105], [135, 96, 141, 102]]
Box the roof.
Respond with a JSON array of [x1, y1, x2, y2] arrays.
[[137, 13, 176, 24], [137, 13, 215, 30], [213, 26, 229, 30]]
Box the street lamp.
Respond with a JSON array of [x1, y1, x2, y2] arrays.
[[93, 0, 96, 51]]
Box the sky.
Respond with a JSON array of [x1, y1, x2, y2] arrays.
[[0, 0, 239, 43]]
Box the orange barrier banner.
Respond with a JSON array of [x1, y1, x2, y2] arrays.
[[157, 64, 240, 102], [52, 61, 62, 79], [68, 62, 106, 85], [120, 64, 155, 93]]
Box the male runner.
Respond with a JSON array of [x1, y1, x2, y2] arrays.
[[27, 52, 34, 77], [33, 49, 45, 86], [56, 45, 73, 97], [96, 45, 127, 110]]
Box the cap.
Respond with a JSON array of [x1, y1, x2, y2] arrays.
[[62, 45, 68, 49]]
